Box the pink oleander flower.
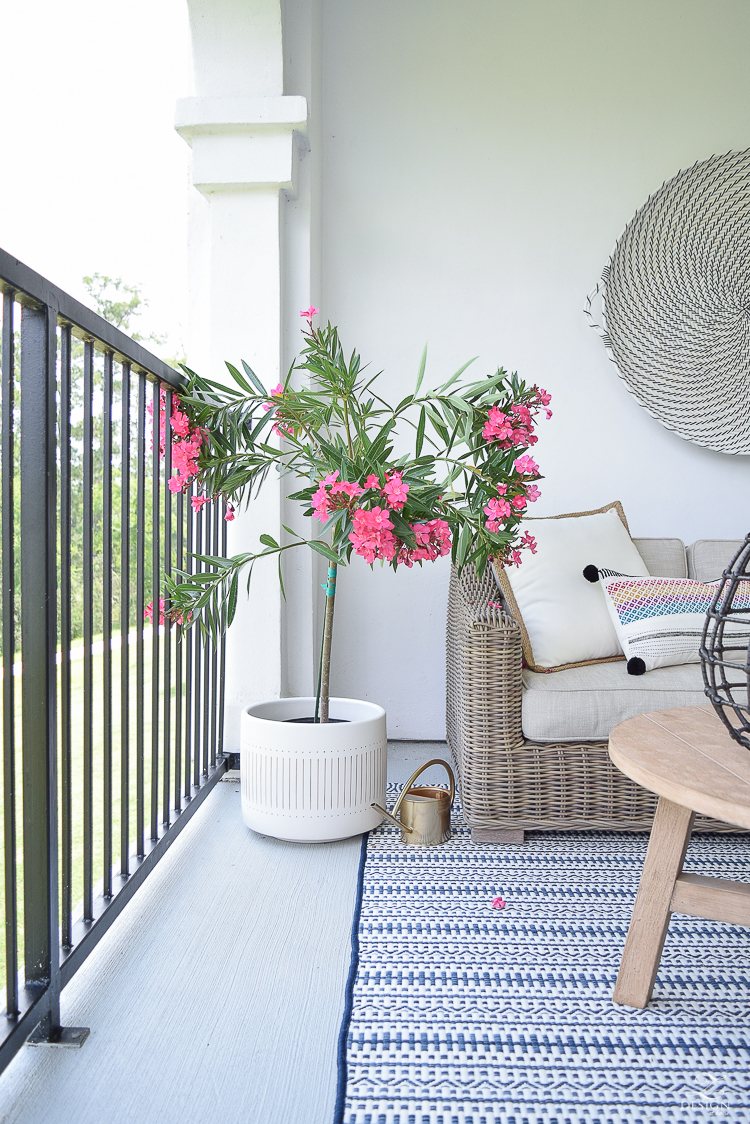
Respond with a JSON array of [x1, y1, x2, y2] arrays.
[[485, 497, 512, 519], [192, 494, 210, 513], [397, 519, 451, 567], [521, 530, 537, 554], [332, 480, 363, 500], [262, 383, 285, 412], [511, 403, 532, 423], [382, 471, 409, 511], [511, 426, 536, 446], [513, 455, 539, 476], [170, 407, 192, 438], [482, 406, 514, 444], [144, 597, 166, 626], [311, 494, 330, 522], [525, 484, 541, 502], [535, 387, 552, 406], [512, 495, 527, 511], [311, 473, 337, 521], [263, 383, 294, 436], [496, 484, 507, 495], [349, 506, 399, 563], [312, 472, 364, 522], [364, 474, 381, 490], [225, 503, 235, 522], [150, 389, 206, 495], [300, 306, 319, 318], [355, 506, 395, 533], [145, 596, 187, 628], [509, 549, 523, 566]]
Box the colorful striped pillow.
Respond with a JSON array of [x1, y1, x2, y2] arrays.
[[583, 567, 750, 674]]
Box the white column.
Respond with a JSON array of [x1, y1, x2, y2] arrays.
[[279, 0, 323, 701], [178, 0, 309, 749]]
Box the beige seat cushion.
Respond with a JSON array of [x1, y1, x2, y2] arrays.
[[631, 537, 686, 578], [521, 660, 707, 743], [687, 539, 743, 581]]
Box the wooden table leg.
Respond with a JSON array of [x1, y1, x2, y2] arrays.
[[613, 797, 695, 1008]]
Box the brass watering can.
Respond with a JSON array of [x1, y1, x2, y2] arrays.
[[372, 759, 455, 845]]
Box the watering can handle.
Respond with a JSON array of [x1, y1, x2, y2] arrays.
[[392, 759, 456, 817]]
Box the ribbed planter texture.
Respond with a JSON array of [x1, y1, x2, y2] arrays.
[[240, 697, 387, 842]]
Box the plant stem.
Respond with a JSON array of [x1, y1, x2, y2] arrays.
[[319, 563, 337, 723], [342, 397, 354, 457]]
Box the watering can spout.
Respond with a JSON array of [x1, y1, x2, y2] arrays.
[[371, 803, 413, 832], [371, 759, 455, 846]]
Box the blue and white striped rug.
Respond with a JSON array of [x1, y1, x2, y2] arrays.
[[335, 787, 750, 1124]]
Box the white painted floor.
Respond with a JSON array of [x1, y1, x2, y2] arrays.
[[0, 741, 448, 1124]]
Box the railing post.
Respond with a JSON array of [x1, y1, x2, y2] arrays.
[[20, 303, 88, 1048], [2, 290, 18, 1020], [19, 301, 56, 1002], [19, 303, 57, 1016]]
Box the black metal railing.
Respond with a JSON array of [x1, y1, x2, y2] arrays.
[[0, 247, 228, 1069]]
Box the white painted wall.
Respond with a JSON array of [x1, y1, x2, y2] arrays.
[[184, 0, 750, 744], [310, 0, 750, 738]]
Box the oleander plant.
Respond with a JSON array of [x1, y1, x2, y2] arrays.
[[162, 309, 552, 719]]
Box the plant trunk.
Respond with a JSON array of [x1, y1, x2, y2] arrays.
[[318, 563, 337, 722]]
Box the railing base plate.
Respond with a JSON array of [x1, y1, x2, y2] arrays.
[[27, 1024, 90, 1048]]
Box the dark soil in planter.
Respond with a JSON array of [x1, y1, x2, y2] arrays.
[[285, 717, 349, 724]]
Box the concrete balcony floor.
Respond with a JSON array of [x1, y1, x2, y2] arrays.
[[0, 742, 447, 1124]]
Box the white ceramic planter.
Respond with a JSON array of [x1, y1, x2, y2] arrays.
[[240, 696, 387, 842]]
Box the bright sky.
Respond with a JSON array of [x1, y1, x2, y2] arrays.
[[1, 0, 191, 362]]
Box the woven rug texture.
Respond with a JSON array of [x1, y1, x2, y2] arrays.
[[337, 786, 750, 1124]]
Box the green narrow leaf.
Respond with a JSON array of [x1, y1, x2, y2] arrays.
[[415, 343, 428, 394], [246, 412, 271, 446], [225, 361, 251, 391], [281, 524, 305, 539], [446, 394, 473, 416], [241, 360, 267, 395], [308, 540, 340, 564], [424, 405, 449, 445], [456, 521, 473, 568], [259, 533, 279, 549], [415, 406, 426, 457], [438, 357, 478, 393], [278, 554, 286, 600]]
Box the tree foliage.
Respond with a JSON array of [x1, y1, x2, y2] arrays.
[[166, 318, 551, 645]]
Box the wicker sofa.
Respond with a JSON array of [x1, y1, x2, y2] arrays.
[[446, 536, 743, 842]]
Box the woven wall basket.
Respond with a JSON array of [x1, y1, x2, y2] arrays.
[[585, 148, 750, 455]]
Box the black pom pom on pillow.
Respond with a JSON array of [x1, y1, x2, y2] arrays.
[[583, 564, 600, 583], [627, 657, 646, 676]]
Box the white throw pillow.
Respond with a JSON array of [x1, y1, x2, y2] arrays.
[[586, 567, 750, 673], [493, 504, 649, 670]]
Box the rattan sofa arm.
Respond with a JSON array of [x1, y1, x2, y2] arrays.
[[446, 563, 525, 794]]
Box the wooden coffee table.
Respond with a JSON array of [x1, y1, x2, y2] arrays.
[[608, 705, 750, 1009]]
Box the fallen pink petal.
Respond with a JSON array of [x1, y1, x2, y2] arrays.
[[491, 896, 507, 909]]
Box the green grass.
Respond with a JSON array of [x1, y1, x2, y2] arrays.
[[0, 628, 185, 997]]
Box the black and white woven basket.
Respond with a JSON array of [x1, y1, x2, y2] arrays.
[[586, 148, 750, 455]]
